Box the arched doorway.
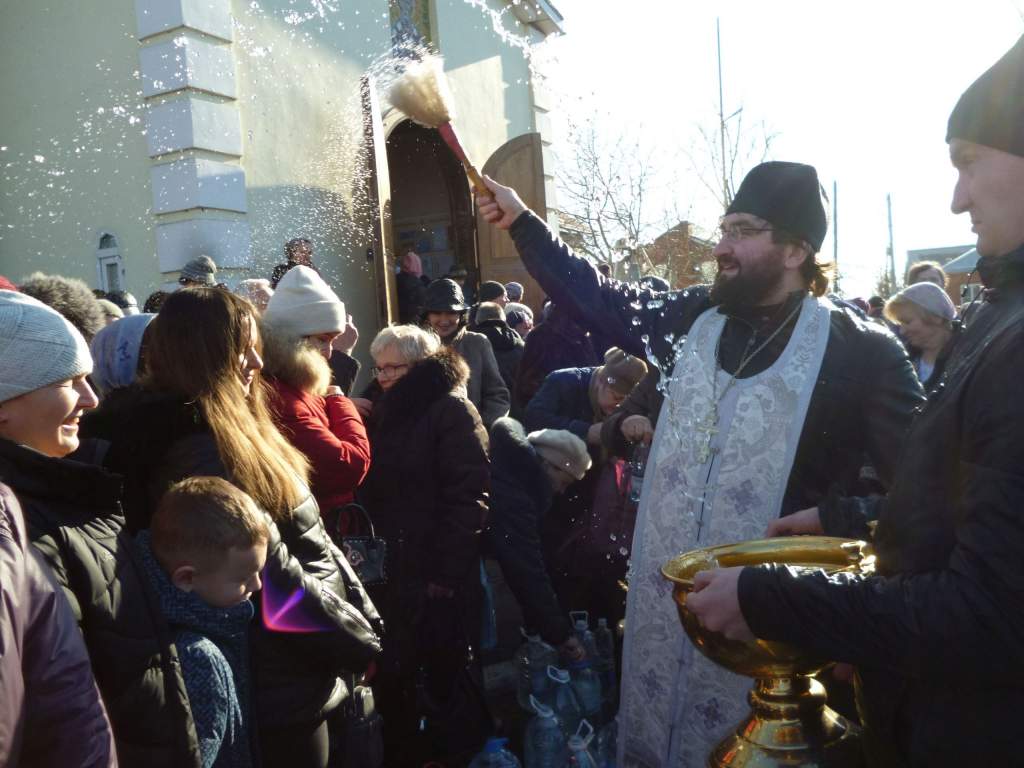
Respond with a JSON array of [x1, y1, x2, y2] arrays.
[[385, 120, 477, 288]]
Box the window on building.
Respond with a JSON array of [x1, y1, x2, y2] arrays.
[[96, 232, 124, 293], [390, 0, 432, 52]]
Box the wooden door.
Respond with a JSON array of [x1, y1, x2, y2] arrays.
[[476, 132, 547, 317], [361, 75, 397, 328]]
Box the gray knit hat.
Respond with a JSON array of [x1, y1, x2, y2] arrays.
[[179, 255, 218, 286], [528, 428, 592, 480], [0, 290, 92, 403]]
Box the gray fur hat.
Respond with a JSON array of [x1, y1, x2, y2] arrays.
[[528, 428, 592, 480]]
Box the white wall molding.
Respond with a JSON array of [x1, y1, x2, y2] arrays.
[[135, 0, 233, 43], [146, 97, 242, 157], [151, 157, 247, 214], [139, 35, 237, 99], [156, 218, 251, 272]]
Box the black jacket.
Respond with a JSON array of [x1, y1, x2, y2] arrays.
[[509, 211, 926, 508], [359, 347, 489, 590], [396, 270, 427, 324], [739, 245, 1024, 766], [513, 306, 600, 413], [79, 388, 382, 726], [0, 438, 202, 768], [475, 318, 525, 395], [486, 418, 570, 645]]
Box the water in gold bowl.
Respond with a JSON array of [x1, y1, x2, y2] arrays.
[[661, 537, 874, 767]]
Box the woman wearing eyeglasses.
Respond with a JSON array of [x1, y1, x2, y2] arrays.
[[356, 324, 493, 767]]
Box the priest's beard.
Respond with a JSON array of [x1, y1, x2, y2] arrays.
[[710, 253, 787, 309]]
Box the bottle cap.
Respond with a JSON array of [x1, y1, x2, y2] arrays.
[[483, 737, 509, 753]]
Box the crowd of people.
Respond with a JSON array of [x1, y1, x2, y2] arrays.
[[3, 33, 1024, 768]]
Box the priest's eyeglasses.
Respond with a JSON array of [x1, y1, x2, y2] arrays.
[[717, 223, 774, 242], [371, 363, 409, 379]]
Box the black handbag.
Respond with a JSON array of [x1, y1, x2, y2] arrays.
[[336, 503, 387, 586], [330, 674, 384, 768]]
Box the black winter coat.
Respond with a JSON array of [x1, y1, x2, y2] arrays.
[[510, 211, 926, 508], [475, 318, 525, 395], [486, 418, 570, 645], [513, 307, 600, 413], [0, 438, 201, 768], [396, 270, 427, 324], [359, 347, 489, 590], [79, 388, 382, 727], [739, 245, 1024, 766]]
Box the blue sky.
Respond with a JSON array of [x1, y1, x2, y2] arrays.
[[534, 0, 1024, 296]]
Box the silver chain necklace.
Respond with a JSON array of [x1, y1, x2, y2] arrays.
[[694, 301, 804, 463]]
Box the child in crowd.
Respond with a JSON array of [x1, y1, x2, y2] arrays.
[[136, 477, 269, 768]]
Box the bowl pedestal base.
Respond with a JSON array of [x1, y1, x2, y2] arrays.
[[708, 675, 863, 768]]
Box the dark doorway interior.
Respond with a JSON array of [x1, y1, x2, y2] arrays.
[[385, 120, 477, 285]]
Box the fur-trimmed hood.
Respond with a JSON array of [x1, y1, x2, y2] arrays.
[[370, 346, 470, 432]]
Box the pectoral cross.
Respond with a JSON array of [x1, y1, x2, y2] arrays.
[[695, 409, 719, 464]]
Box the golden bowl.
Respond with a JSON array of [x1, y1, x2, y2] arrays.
[[661, 536, 875, 679]]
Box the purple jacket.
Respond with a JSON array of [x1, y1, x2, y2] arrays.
[[0, 483, 116, 767]]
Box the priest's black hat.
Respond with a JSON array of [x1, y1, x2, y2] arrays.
[[726, 161, 827, 251], [947, 35, 1024, 158]]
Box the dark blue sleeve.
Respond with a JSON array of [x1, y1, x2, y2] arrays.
[[523, 370, 592, 440], [176, 634, 234, 768], [509, 211, 710, 362]]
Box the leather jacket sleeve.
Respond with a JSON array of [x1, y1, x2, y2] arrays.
[[856, 326, 925, 487]]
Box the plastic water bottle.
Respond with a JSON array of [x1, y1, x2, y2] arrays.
[[468, 737, 522, 768], [568, 661, 603, 726], [594, 720, 618, 768], [524, 695, 569, 768], [544, 665, 583, 738], [569, 611, 599, 659], [567, 720, 599, 768], [517, 630, 558, 711], [594, 618, 617, 712], [628, 442, 649, 503]]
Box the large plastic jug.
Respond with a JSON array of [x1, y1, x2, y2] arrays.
[[568, 660, 603, 725], [569, 611, 599, 659], [523, 695, 569, 768], [516, 629, 558, 711], [594, 618, 617, 713], [567, 720, 599, 768], [543, 665, 583, 738]]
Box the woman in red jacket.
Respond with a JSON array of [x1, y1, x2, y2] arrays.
[[260, 266, 371, 533]]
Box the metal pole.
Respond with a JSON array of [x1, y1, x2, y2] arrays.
[[717, 18, 728, 209], [833, 180, 839, 293], [886, 193, 896, 291]]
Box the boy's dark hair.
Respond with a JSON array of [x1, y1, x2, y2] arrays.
[[151, 477, 269, 570]]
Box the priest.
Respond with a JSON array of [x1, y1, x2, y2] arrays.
[[688, 35, 1024, 767], [477, 161, 925, 766]]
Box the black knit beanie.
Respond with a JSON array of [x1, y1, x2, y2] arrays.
[[947, 35, 1024, 158], [726, 161, 827, 251]]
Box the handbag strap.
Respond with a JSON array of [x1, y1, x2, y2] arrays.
[[342, 502, 377, 540]]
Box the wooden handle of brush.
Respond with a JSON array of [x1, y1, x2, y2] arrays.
[[437, 122, 491, 199], [464, 163, 490, 199]]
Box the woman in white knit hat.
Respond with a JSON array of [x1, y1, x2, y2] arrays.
[[260, 266, 371, 536], [0, 289, 200, 765], [885, 282, 958, 389]]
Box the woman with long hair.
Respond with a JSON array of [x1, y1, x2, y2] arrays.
[[80, 287, 380, 768]]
